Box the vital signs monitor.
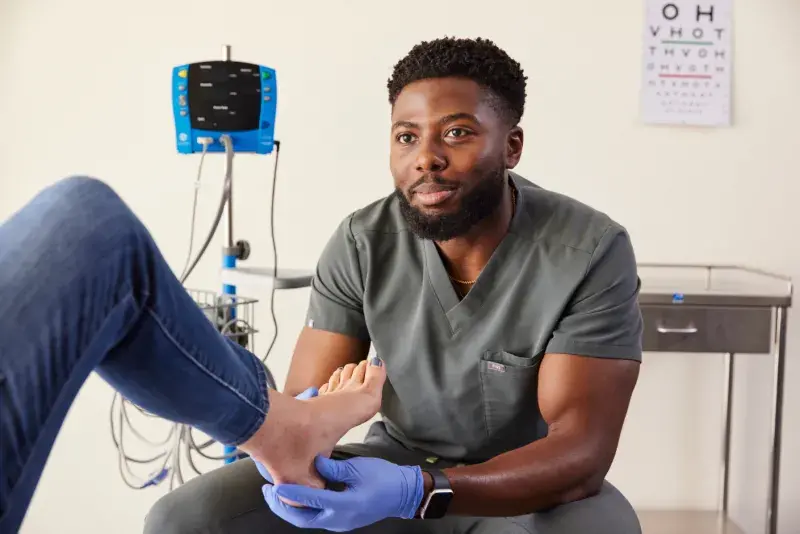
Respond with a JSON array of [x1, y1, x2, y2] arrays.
[[172, 60, 277, 154]]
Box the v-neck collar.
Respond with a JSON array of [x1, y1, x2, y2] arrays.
[[423, 173, 531, 335]]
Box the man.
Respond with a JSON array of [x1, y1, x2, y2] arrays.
[[148, 36, 644, 534], [0, 176, 397, 533]]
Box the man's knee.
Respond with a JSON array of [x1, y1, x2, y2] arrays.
[[530, 481, 641, 534], [143, 460, 274, 534], [144, 490, 194, 534], [144, 481, 235, 534]]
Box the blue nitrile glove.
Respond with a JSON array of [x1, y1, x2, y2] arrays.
[[253, 386, 319, 484], [262, 455, 424, 532]]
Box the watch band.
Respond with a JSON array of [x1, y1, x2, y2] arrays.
[[418, 468, 454, 519], [426, 468, 451, 491]]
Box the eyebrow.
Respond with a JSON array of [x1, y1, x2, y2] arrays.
[[391, 112, 480, 131]]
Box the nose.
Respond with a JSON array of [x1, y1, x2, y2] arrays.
[[414, 138, 447, 173]]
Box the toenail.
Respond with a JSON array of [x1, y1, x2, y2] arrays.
[[370, 357, 383, 367]]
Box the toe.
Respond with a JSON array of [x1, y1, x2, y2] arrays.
[[350, 360, 367, 385], [339, 363, 357, 384], [364, 357, 386, 392], [327, 367, 343, 392]]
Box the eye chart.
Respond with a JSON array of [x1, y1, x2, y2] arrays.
[[640, 1, 733, 126]]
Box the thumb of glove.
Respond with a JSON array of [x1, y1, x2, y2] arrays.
[[314, 455, 354, 485], [295, 386, 319, 400], [253, 459, 273, 484]]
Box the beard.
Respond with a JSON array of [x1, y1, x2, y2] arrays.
[[395, 165, 507, 241]]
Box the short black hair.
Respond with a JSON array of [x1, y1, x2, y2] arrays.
[[387, 36, 527, 126]]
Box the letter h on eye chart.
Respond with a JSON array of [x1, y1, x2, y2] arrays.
[[640, 0, 733, 126]]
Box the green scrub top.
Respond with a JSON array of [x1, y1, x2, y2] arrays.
[[305, 173, 643, 463]]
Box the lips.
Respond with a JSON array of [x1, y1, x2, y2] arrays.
[[413, 183, 455, 195], [409, 177, 459, 207], [417, 190, 456, 206], [413, 186, 457, 207]]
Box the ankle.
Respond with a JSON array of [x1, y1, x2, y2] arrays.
[[241, 389, 313, 465]]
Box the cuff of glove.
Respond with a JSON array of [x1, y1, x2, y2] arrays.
[[398, 465, 425, 519]]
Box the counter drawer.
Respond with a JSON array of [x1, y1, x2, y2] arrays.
[[640, 305, 772, 354]]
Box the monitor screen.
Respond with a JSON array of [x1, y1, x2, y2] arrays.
[[187, 61, 262, 132]]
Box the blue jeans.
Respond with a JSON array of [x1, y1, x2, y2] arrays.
[[0, 177, 270, 533]]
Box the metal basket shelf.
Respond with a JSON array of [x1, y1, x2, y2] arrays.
[[187, 289, 259, 351]]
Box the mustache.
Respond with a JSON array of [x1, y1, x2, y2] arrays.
[[408, 175, 458, 193]]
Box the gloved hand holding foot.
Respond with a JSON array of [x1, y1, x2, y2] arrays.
[[254, 359, 379, 507], [263, 454, 424, 532], [239, 357, 386, 493], [258, 357, 419, 526]]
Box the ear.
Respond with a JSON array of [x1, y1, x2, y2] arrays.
[[505, 126, 524, 169]]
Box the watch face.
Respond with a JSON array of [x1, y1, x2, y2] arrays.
[[423, 489, 454, 519]]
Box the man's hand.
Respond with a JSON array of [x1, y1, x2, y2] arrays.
[[262, 455, 424, 532]]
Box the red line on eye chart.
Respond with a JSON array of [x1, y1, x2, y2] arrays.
[[658, 74, 713, 79]]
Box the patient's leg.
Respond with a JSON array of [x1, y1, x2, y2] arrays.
[[0, 176, 384, 532]]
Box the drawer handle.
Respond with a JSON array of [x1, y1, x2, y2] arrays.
[[656, 324, 698, 335]]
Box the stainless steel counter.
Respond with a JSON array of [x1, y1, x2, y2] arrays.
[[637, 510, 746, 534], [636, 264, 792, 534]]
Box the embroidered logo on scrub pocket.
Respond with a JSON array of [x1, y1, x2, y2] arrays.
[[486, 361, 506, 373]]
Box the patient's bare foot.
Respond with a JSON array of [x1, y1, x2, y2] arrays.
[[238, 357, 385, 492], [306, 358, 383, 460], [315, 359, 370, 458], [318, 358, 369, 396]]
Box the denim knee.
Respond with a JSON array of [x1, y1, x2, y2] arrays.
[[47, 176, 130, 221], [36, 176, 147, 248], [7, 175, 153, 286]]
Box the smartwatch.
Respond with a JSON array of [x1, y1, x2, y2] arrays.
[[417, 468, 454, 519]]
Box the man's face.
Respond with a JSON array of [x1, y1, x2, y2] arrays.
[[389, 77, 522, 241]]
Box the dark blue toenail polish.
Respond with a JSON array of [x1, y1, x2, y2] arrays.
[[370, 356, 383, 367]]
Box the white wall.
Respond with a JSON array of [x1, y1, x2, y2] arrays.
[[2, 0, 798, 533]]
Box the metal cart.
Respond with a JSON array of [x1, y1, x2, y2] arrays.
[[635, 264, 792, 534]]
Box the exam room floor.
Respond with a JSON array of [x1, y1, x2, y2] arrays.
[[637, 510, 745, 534]]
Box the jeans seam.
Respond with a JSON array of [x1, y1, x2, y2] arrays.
[[144, 308, 267, 420], [243, 345, 269, 417], [233, 349, 269, 446]]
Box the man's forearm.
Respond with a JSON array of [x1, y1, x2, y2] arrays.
[[432, 432, 609, 517]]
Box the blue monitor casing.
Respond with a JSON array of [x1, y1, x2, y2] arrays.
[[172, 60, 277, 154]]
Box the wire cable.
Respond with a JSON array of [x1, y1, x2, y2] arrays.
[[262, 140, 281, 363], [178, 140, 210, 282], [180, 134, 235, 285]]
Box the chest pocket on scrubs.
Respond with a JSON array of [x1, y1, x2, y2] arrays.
[[479, 350, 541, 440]]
